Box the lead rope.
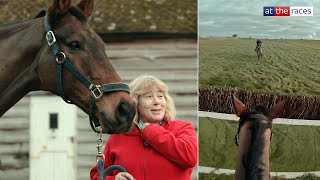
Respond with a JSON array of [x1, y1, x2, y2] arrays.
[[96, 128, 105, 180], [95, 128, 127, 180]]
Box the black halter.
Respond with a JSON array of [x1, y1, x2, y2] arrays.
[[234, 113, 273, 146], [44, 15, 130, 133]]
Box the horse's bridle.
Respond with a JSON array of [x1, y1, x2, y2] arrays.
[[234, 113, 273, 147], [44, 15, 130, 133]]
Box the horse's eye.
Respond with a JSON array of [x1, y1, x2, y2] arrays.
[[67, 41, 81, 50]]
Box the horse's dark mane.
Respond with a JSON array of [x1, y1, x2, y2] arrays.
[[246, 119, 270, 179], [254, 106, 268, 115], [0, 18, 37, 36], [0, 9, 46, 32], [34, 10, 46, 19], [0, 6, 86, 35], [0, 6, 87, 33], [241, 106, 271, 179]]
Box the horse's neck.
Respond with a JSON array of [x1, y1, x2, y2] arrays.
[[0, 18, 35, 36], [0, 18, 44, 116], [0, 18, 44, 88], [246, 127, 271, 180], [235, 124, 252, 180]]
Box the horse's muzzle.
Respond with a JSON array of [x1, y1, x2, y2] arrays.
[[100, 99, 136, 134]]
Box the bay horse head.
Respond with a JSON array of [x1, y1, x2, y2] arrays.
[[0, 0, 136, 134], [233, 96, 286, 180]]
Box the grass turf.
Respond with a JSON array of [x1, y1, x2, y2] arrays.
[[199, 37, 320, 96]]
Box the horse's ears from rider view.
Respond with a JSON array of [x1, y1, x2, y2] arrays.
[[268, 100, 286, 119], [232, 96, 247, 117], [232, 95, 287, 119], [48, 0, 94, 21]]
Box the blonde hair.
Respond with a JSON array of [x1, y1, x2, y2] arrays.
[[129, 75, 176, 123]]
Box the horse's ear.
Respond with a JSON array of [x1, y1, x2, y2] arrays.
[[77, 0, 94, 20], [268, 100, 286, 119], [48, 0, 72, 15], [233, 96, 247, 117]]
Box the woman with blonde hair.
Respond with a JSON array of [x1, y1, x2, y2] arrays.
[[90, 75, 197, 180]]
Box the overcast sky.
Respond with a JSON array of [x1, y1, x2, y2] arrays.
[[199, 0, 320, 39]]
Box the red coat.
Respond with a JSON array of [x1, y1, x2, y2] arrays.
[[90, 120, 197, 180]]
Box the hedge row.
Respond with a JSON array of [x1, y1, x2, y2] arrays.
[[199, 85, 320, 120]]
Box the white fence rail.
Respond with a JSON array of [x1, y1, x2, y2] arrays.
[[199, 111, 320, 126], [198, 166, 320, 179]]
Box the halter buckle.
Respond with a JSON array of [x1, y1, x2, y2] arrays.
[[90, 84, 103, 100], [46, 31, 56, 46]]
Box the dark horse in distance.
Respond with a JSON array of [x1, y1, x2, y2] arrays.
[[255, 39, 263, 60]]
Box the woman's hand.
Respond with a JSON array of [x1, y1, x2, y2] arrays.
[[115, 172, 136, 180]]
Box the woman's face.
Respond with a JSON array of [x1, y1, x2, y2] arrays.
[[138, 87, 166, 123]]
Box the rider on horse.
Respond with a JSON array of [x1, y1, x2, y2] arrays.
[[255, 39, 262, 51]]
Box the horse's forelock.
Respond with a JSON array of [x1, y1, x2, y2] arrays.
[[254, 105, 269, 115], [69, 6, 87, 23], [238, 109, 271, 137], [49, 5, 87, 27], [239, 111, 250, 119]]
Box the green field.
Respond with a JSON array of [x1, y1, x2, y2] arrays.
[[199, 37, 320, 96], [199, 117, 320, 172], [198, 172, 320, 180]]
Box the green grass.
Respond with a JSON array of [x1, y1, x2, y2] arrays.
[[199, 173, 234, 180], [199, 173, 320, 180], [199, 37, 320, 96], [199, 117, 320, 172]]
